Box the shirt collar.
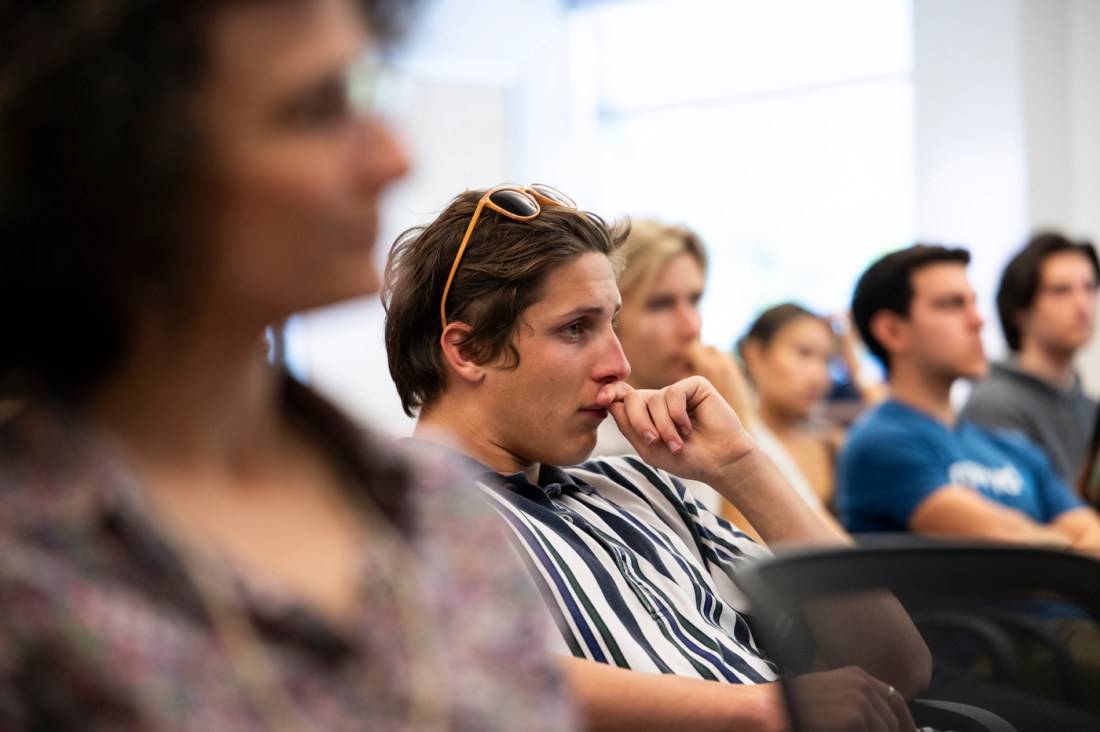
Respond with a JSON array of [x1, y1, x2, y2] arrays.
[[997, 357, 1083, 394], [400, 438, 595, 498]]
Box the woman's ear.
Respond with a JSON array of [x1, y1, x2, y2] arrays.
[[740, 339, 762, 380], [440, 323, 486, 384]]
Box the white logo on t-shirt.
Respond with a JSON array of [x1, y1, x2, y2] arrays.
[[948, 461, 1024, 496]]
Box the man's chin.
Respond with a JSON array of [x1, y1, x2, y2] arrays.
[[558, 433, 599, 467], [963, 361, 989, 381]]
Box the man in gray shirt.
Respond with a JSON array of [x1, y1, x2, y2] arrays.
[[962, 232, 1099, 481]]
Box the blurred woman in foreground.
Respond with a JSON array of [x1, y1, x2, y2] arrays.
[[0, 1, 573, 729]]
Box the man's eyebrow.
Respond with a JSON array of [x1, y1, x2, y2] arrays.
[[559, 303, 619, 319], [930, 291, 971, 304]]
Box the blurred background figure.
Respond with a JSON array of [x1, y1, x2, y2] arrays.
[[595, 219, 762, 537], [0, 1, 574, 730], [609, 219, 756, 418], [962, 231, 1100, 483], [1080, 406, 1100, 509], [738, 304, 856, 534]]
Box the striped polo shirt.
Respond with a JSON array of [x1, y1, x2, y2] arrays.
[[475, 454, 781, 684]]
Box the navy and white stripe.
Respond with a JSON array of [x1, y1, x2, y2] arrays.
[[477, 455, 780, 683]]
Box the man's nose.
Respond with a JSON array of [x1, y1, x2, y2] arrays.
[[970, 305, 985, 330], [596, 334, 631, 384]]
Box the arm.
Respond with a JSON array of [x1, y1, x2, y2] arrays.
[[683, 343, 767, 539], [559, 656, 781, 732], [597, 377, 931, 697], [910, 485, 1076, 549], [559, 656, 914, 732], [1052, 506, 1100, 555]]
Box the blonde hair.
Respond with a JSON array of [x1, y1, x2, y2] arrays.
[[616, 219, 708, 297]]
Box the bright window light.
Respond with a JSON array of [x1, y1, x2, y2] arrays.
[[569, 0, 915, 361]]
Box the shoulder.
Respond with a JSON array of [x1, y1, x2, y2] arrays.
[[845, 402, 931, 448], [962, 374, 1030, 418], [381, 443, 577, 729], [964, 421, 1050, 467]]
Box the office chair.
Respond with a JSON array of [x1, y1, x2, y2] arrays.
[[736, 537, 1100, 732]]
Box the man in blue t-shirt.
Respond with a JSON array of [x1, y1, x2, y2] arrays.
[[838, 244, 1100, 552]]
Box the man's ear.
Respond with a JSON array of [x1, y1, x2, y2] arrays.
[[440, 322, 487, 385], [1013, 307, 1032, 339], [869, 310, 910, 358]]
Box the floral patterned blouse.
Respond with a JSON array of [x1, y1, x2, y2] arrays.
[[0, 376, 576, 731]]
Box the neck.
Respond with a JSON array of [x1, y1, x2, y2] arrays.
[[415, 398, 540, 482], [887, 363, 957, 426], [90, 314, 283, 475], [757, 400, 801, 435], [1016, 344, 1076, 389]]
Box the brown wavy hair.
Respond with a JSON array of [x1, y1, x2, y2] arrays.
[[382, 188, 628, 417]]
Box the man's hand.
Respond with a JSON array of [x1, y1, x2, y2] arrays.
[[596, 376, 757, 487], [785, 666, 917, 732]]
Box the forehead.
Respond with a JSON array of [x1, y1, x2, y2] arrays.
[[203, 0, 368, 93], [775, 315, 832, 342], [1040, 250, 1097, 282], [628, 251, 704, 303], [910, 261, 972, 299], [652, 252, 705, 288], [526, 253, 620, 315]]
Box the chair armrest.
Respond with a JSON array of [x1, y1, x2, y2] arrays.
[[910, 699, 1018, 732]]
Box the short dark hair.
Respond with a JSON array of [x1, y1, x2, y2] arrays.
[[996, 231, 1100, 351], [382, 189, 627, 417], [737, 302, 821, 359], [851, 244, 971, 373], [0, 0, 413, 400]]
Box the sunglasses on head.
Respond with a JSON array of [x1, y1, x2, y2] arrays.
[[439, 184, 577, 329]]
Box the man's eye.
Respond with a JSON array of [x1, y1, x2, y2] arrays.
[[564, 322, 585, 336]]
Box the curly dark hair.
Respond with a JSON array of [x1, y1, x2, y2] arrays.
[[0, 0, 414, 400], [382, 189, 628, 417]]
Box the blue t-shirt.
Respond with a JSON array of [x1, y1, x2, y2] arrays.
[[838, 399, 1084, 533]]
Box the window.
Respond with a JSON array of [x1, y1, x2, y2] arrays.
[[567, 0, 915, 353]]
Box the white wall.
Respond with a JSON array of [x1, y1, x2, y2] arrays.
[[1065, 0, 1100, 392], [913, 0, 1029, 361], [914, 0, 1100, 393]]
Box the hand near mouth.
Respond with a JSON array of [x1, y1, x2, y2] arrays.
[[595, 376, 757, 487]]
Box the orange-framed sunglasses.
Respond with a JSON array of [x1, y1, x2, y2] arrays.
[[439, 184, 577, 329]]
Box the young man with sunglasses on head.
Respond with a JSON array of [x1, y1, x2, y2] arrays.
[[383, 185, 930, 732]]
